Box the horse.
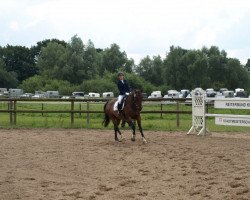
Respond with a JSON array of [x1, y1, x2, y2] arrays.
[[103, 90, 147, 143]]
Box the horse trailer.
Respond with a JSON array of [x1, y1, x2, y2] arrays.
[[102, 92, 114, 98], [9, 89, 23, 98]]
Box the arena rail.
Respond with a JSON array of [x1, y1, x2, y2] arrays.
[[187, 88, 250, 135], [0, 98, 192, 127]]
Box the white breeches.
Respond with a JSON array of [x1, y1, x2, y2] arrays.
[[118, 95, 125, 104]]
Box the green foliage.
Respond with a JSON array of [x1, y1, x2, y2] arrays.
[[20, 75, 77, 95], [136, 55, 164, 86], [0, 45, 37, 82], [159, 46, 250, 91], [0, 59, 18, 88], [100, 43, 134, 75], [79, 77, 118, 94], [0, 35, 250, 94]]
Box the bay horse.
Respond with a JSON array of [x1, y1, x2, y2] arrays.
[[103, 90, 147, 143]]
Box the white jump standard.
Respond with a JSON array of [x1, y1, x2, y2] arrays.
[[187, 88, 250, 135]]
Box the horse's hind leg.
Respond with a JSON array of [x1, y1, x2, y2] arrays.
[[113, 118, 123, 142], [114, 125, 119, 141]]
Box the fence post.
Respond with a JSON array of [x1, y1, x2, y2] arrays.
[[86, 101, 90, 125], [42, 103, 44, 116], [160, 103, 163, 119], [14, 100, 17, 125], [176, 101, 180, 127], [71, 100, 74, 127], [9, 100, 13, 127], [79, 103, 82, 117]]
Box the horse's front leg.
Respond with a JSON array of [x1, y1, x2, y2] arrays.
[[137, 116, 147, 143], [128, 120, 136, 141]]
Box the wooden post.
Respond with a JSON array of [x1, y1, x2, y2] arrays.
[[79, 103, 82, 117], [42, 103, 44, 116], [14, 100, 17, 125], [86, 101, 90, 125], [71, 100, 74, 127], [160, 103, 163, 119], [9, 100, 13, 127], [176, 101, 180, 127]]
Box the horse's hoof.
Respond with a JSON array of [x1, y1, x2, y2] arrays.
[[142, 138, 147, 143], [131, 138, 136, 141]]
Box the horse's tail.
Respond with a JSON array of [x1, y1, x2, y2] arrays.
[[103, 101, 110, 127]]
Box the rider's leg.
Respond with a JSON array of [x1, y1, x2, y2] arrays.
[[117, 95, 124, 113]]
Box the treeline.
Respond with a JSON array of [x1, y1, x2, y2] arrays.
[[1, 35, 250, 95]]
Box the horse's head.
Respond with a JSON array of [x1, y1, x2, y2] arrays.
[[131, 90, 143, 111]]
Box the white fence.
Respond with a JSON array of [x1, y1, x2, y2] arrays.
[[187, 88, 250, 135]]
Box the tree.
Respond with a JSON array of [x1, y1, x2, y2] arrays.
[[136, 55, 163, 86], [37, 42, 69, 80], [37, 36, 100, 84], [162, 46, 188, 90], [82, 40, 100, 80], [100, 44, 132, 74], [0, 59, 18, 88], [30, 39, 67, 62], [245, 59, 250, 73], [0, 45, 37, 82]]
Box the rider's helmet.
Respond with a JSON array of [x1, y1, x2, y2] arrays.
[[117, 72, 124, 77]]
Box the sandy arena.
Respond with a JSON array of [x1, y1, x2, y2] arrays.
[[0, 129, 249, 200]]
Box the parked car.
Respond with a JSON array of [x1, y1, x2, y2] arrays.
[[72, 92, 85, 99], [223, 90, 234, 98], [61, 96, 70, 99], [235, 91, 248, 98], [32, 94, 45, 99], [20, 93, 33, 99], [219, 88, 228, 94], [206, 88, 216, 97]]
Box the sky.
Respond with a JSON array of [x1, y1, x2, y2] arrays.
[[0, 0, 250, 64]]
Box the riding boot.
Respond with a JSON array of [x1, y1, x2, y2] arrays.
[[118, 103, 122, 115]]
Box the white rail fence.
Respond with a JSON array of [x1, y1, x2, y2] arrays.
[[187, 88, 250, 135]]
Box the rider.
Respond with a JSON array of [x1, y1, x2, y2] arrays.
[[117, 72, 130, 114]]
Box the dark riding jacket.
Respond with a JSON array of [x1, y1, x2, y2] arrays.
[[117, 80, 130, 95]]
